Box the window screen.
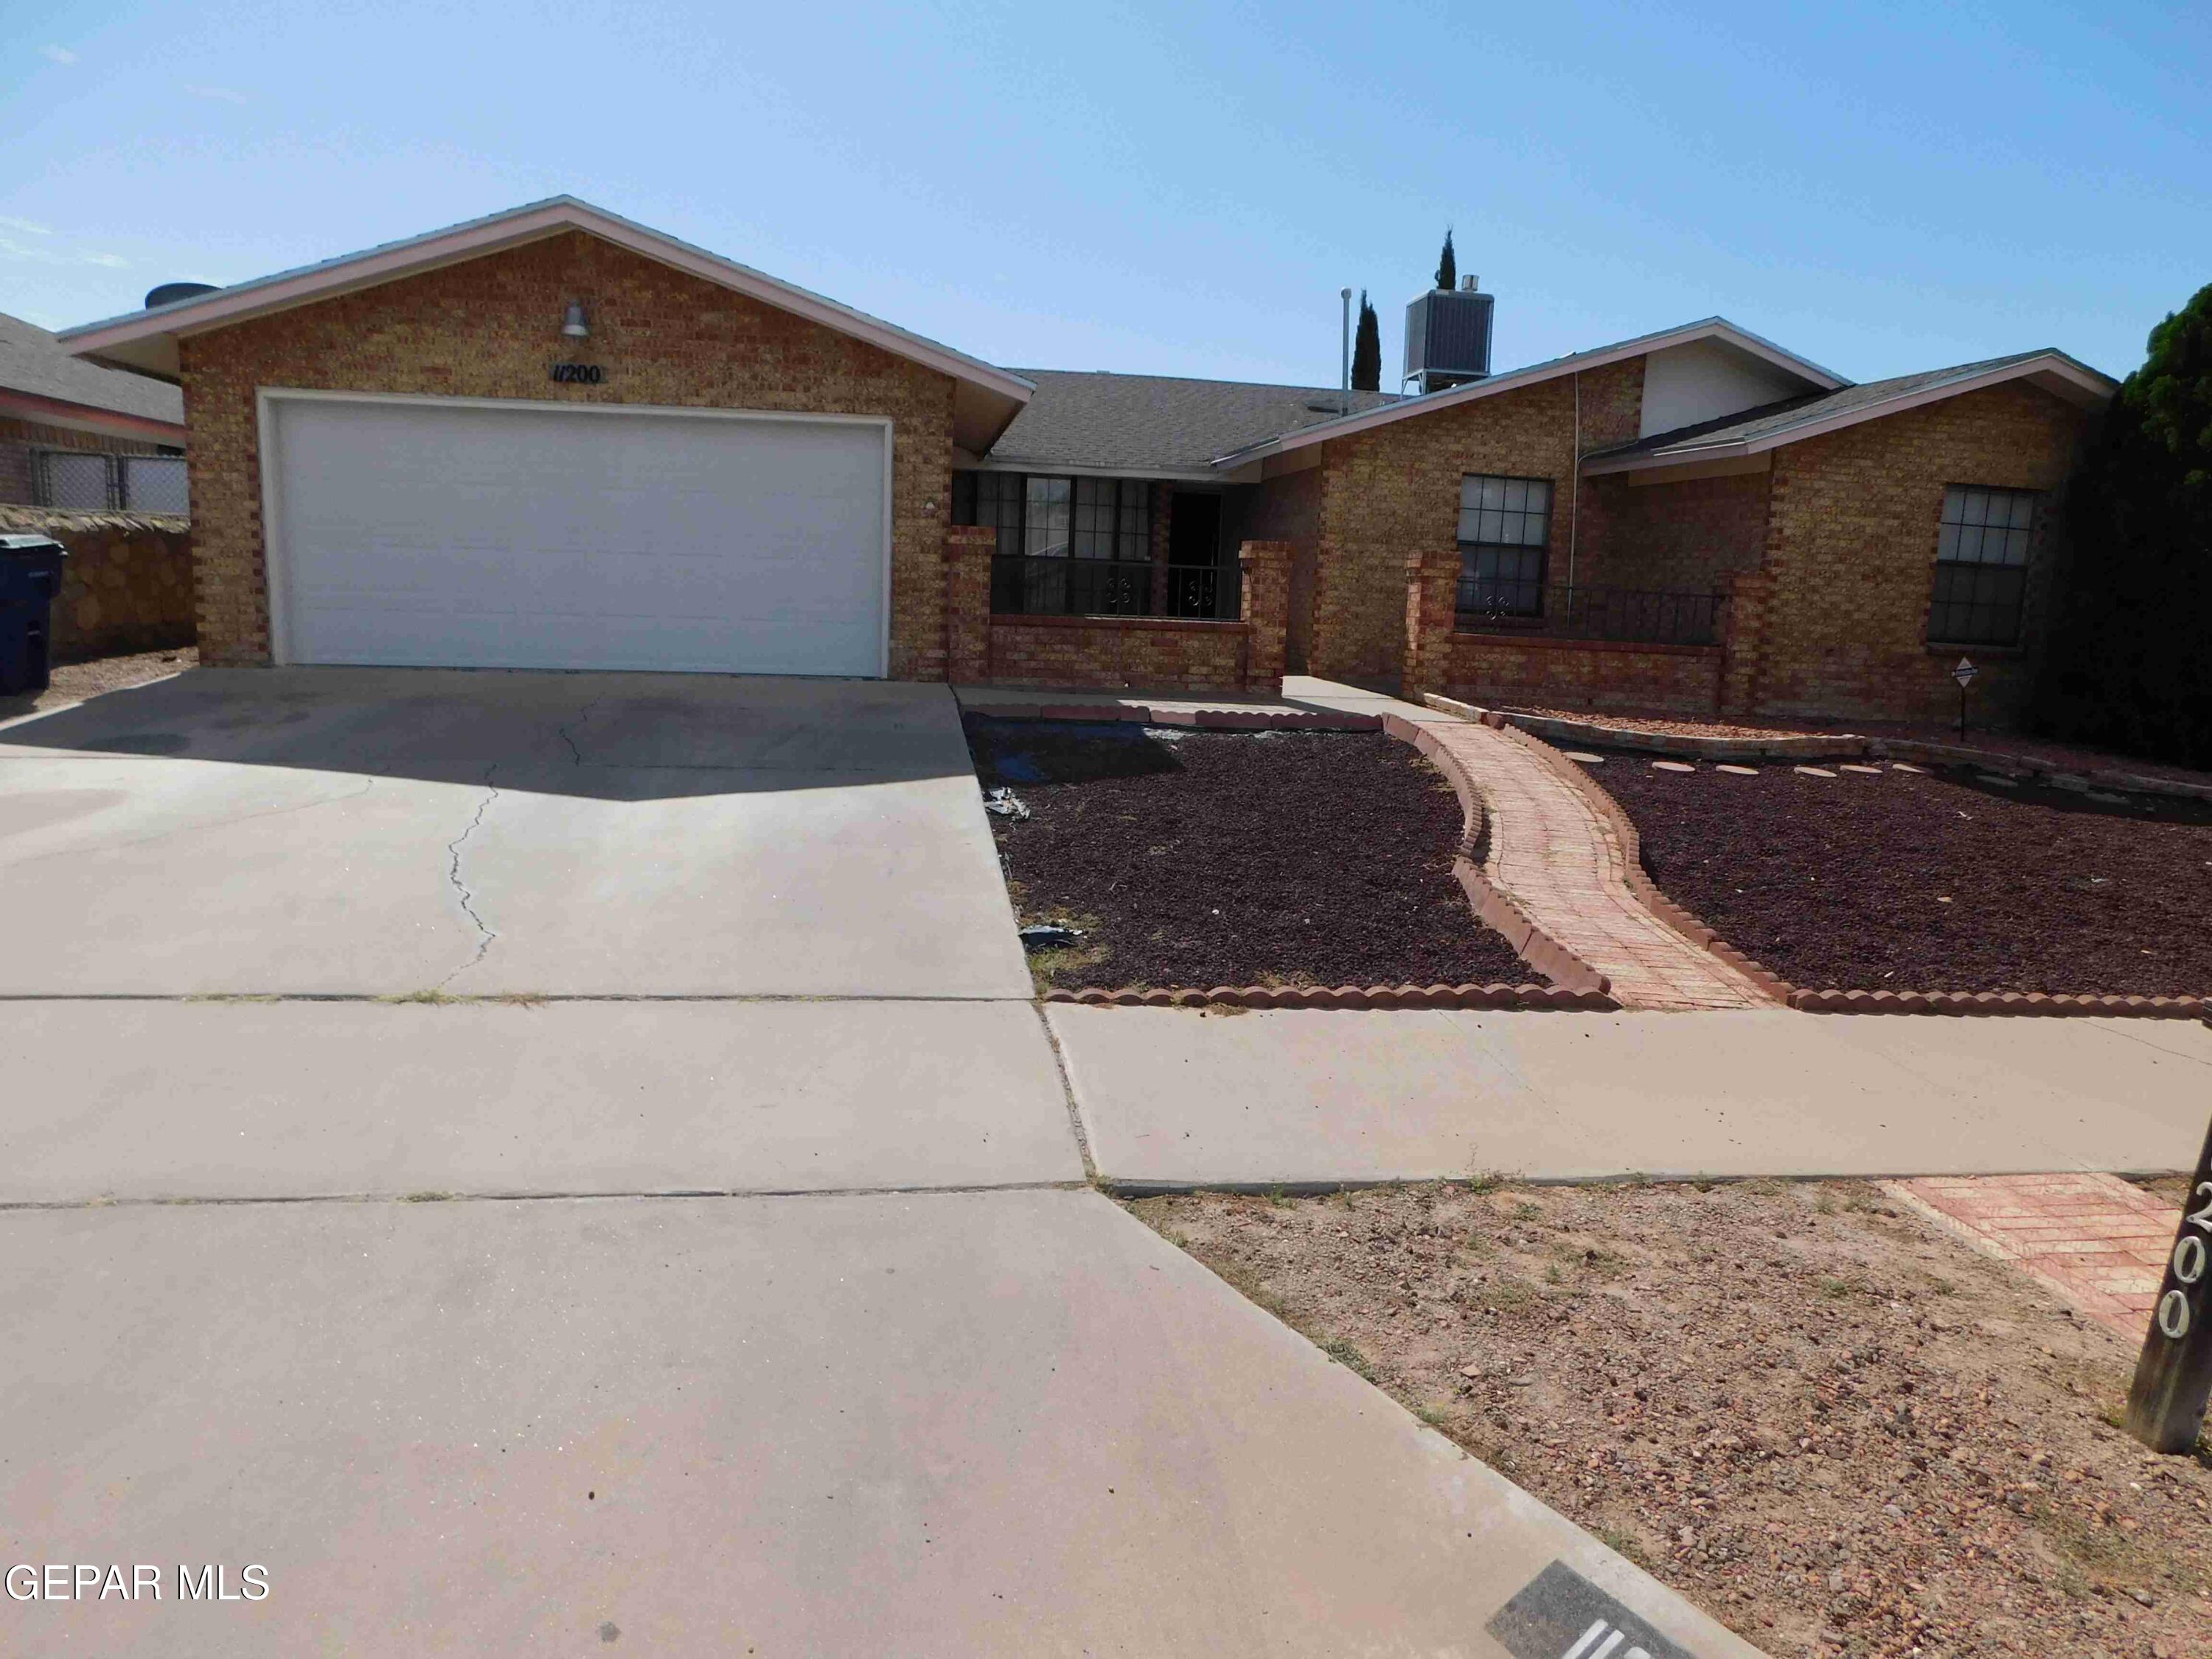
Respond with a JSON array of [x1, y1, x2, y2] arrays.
[[37, 451, 113, 509]]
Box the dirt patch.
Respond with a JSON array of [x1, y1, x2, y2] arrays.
[[1593, 757, 2212, 995], [1, 645, 197, 720], [1135, 1180, 2212, 1659], [964, 717, 1533, 990]]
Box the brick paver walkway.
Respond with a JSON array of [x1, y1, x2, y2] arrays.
[[1885, 1173, 2177, 1338], [1425, 719, 1769, 1011]]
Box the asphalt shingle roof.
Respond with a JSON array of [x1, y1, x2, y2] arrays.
[[0, 311, 183, 425], [986, 369, 1398, 472], [1582, 351, 2059, 462]]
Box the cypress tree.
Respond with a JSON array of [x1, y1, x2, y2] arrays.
[[1351, 291, 1381, 392], [1435, 229, 1457, 293], [2033, 281, 2212, 765]]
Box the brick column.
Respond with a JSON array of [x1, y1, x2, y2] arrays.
[[1400, 548, 1459, 699], [1238, 539, 1293, 693], [1718, 568, 1773, 715], [943, 525, 996, 684]]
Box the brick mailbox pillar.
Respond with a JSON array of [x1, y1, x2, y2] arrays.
[[942, 525, 996, 684], [1237, 540, 1293, 693], [1400, 548, 1459, 700]]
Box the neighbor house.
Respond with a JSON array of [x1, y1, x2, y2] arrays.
[[58, 196, 2112, 724], [1, 310, 188, 512]]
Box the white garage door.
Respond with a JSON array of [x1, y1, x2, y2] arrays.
[[265, 395, 889, 675]]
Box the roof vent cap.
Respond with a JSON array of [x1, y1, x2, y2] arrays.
[[144, 281, 218, 310]]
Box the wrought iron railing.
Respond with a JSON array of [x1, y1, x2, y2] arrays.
[[1455, 579, 1726, 647], [992, 556, 1234, 621]]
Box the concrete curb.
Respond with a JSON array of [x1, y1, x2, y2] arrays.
[[1040, 983, 1615, 1011]]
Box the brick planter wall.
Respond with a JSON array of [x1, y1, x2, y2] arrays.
[[0, 506, 194, 661], [1435, 632, 1722, 717], [950, 538, 1290, 694]]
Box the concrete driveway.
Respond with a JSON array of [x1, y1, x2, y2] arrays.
[[0, 667, 1031, 998]]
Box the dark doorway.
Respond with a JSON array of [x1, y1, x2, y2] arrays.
[[1166, 492, 1227, 617]]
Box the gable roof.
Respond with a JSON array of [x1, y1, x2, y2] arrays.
[[1580, 349, 2115, 475], [1210, 317, 1846, 467], [980, 370, 1398, 476], [0, 310, 184, 439], [55, 196, 1033, 451]]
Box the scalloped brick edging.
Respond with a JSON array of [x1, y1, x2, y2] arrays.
[[1372, 711, 1615, 998], [962, 698, 1382, 733], [1789, 989, 2209, 1018], [1041, 982, 1615, 1011], [1472, 718, 1787, 1004]]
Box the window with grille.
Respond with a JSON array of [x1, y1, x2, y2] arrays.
[[1930, 485, 2037, 647], [1455, 473, 1553, 617], [122, 456, 189, 514], [36, 450, 114, 509], [29, 450, 189, 514]]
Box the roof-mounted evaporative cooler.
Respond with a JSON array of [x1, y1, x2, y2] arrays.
[[1404, 276, 1495, 395]]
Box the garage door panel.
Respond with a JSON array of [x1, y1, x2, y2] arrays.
[[271, 398, 888, 675]]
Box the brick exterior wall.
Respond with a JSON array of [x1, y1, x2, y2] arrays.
[[1589, 467, 1772, 594], [0, 417, 171, 509], [1242, 465, 1323, 670], [177, 230, 960, 673], [1750, 381, 2084, 724], [0, 505, 194, 661], [1304, 358, 1643, 684]]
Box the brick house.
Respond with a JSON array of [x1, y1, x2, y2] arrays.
[[58, 196, 2112, 723], [1, 310, 188, 511]]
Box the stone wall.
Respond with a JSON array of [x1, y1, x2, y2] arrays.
[[0, 506, 194, 661], [1753, 381, 2085, 725], [177, 230, 961, 675]]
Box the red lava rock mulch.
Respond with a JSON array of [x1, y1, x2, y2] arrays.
[[963, 717, 1534, 992], [1595, 755, 2212, 996]]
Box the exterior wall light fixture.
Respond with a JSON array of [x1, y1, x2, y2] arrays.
[[561, 302, 590, 339]]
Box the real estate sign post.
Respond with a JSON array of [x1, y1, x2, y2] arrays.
[[2125, 1116, 2212, 1453]]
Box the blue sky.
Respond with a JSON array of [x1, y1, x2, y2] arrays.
[[5, 0, 2206, 387]]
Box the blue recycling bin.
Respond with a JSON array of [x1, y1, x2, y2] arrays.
[[0, 533, 67, 696]]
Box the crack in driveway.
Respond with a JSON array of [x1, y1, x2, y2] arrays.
[[555, 694, 602, 767], [439, 767, 501, 984]]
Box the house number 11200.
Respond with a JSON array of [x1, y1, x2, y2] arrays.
[[549, 363, 603, 384]]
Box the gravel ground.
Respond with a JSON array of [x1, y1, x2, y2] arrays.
[[1593, 757, 2212, 995], [1135, 1180, 2212, 1659], [1, 645, 196, 720], [963, 717, 1534, 990]]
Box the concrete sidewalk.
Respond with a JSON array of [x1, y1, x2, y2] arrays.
[[0, 1189, 1756, 1658], [1052, 1005, 2212, 1188]]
